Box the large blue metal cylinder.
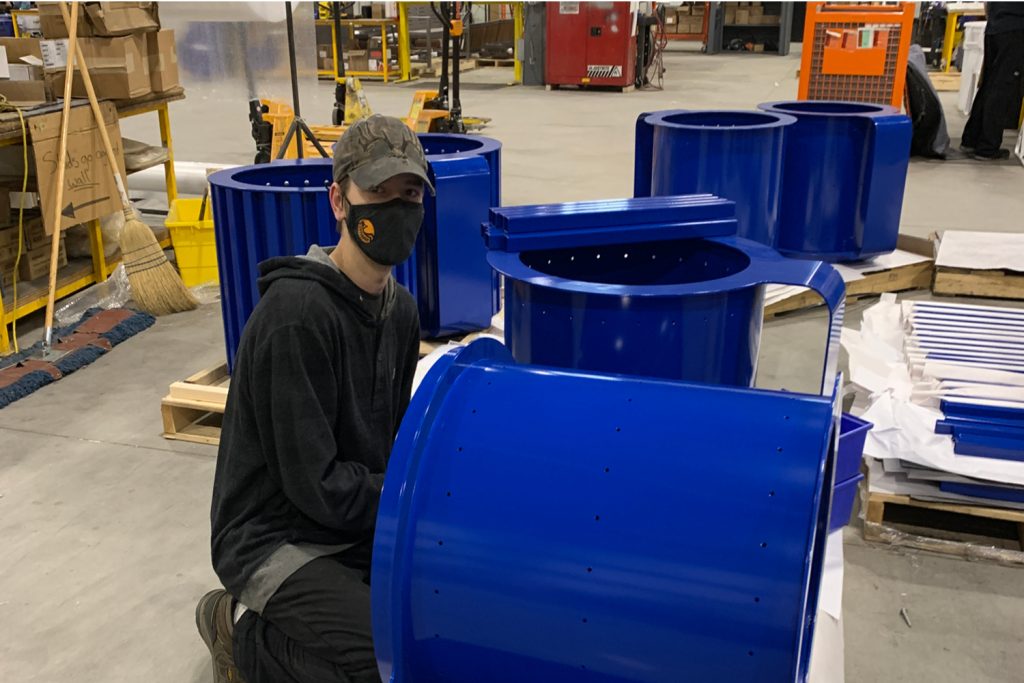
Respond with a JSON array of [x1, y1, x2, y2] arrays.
[[209, 159, 335, 371], [758, 100, 912, 261], [208, 134, 501, 370], [634, 110, 795, 247], [395, 134, 502, 339], [373, 339, 838, 683], [485, 196, 845, 392]]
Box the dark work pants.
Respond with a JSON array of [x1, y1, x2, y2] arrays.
[[962, 30, 1024, 156], [233, 543, 380, 683]]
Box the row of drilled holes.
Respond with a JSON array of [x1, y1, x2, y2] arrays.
[[431, 409, 788, 659]]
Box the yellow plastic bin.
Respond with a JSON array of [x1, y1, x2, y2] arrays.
[[165, 198, 218, 287]]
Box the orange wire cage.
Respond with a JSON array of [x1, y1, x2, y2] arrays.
[[798, 2, 915, 109]]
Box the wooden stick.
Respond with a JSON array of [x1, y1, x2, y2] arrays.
[[58, 1, 131, 210], [43, 0, 80, 350]]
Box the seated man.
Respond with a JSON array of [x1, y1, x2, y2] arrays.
[[196, 115, 429, 683]]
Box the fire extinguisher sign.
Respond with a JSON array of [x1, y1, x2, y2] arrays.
[[587, 65, 623, 78], [559, 2, 580, 14]]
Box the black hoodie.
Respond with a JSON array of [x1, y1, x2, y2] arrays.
[[210, 251, 419, 611]]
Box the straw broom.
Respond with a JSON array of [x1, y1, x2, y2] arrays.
[[60, 1, 197, 317]]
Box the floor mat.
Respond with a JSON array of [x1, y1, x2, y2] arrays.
[[0, 307, 155, 409]]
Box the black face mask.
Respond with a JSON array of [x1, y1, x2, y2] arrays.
[[344, 197, 424, 267]]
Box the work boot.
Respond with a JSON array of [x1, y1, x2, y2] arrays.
[[196, 589, 245, 683], [971, 149, 1010, 161]]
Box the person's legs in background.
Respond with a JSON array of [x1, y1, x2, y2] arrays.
[[962, 31, 1024, 158], [233, 543, 380, 683]]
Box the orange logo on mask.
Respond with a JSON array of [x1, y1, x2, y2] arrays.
[[357, 218, 375, 244]]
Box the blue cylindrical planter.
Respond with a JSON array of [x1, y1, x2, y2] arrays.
[[397, 134, 502, 338], [373, 339, 838, 683], [484, 196, 844, 391], [209, 159, 335, 371], [634, 110, 795, 247], [758, 101, 912, 261], [209, 134, 501, 370]]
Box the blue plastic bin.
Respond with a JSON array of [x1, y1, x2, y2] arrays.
[[830, 473, 864, 532], [836, 413, 872, 483]]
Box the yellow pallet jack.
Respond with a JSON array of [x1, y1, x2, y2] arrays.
[[250, 2, 488, 162]]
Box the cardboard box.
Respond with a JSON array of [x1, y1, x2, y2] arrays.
[[0, 36, 44, 69], [347, 49, 369, 72], [749, 5, 764, 19], [50, 34, 151, 101], [38, 3, 91, 39], [725, 6, 737, 24], [0, 80, 50, 106], [693, 3, 706, 14], [0, 240, 22, 264], [0, 262, 15, 292], [735, 8, 750, 24], [19, 238, 67, 282], [21, 216, 48, 251], [146, 30, 179, 92], [677, 5, 691, 16], [0, 213, 45, 248], [761, 14, 780, 25], [26, 100, 126, 235], [38, 2, 160, 39]]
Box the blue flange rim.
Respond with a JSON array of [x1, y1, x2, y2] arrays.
[[758, 99, 900, 119], [487, 234, 819, 298], [418, 133, 502, 161], [643, 108, 797, 131]]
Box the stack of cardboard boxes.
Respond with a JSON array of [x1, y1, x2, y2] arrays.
[[0, 192, 67, 293], [664, 3, 706, 35], [0, 2, 181, 107], [724, 3, 780, 27], [0, 35, 50, 106]]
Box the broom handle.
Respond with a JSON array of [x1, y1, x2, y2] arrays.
[[58, 1, 132, 213], [43, 0, 80, 348]]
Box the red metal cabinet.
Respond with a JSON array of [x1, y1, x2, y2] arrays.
[[545, 1, 637, 88]]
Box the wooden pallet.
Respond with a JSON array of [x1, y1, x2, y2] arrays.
[[864, 490, 1024, 565], [475, 58, 515, 67], [928, 71, 961, 92], [161, 363, 229, 446], [161, 341, 448, 447], [933, 267, 1024, 301], [765, 258, 934, 318]]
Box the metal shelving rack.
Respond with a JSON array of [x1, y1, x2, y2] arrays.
[[0, 93, 181, 354], [706, 2, 794, 56]]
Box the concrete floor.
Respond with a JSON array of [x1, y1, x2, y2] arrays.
[[3, 46, 1023, 682]]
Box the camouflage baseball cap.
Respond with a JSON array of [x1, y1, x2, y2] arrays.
[[333, 114, 434, 194]]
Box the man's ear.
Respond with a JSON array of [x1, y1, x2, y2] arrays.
[[329, 182, 346, 222]]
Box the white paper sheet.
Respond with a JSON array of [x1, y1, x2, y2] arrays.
[[817, 530, 845, 620], [935, 231, 1024, 272]]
